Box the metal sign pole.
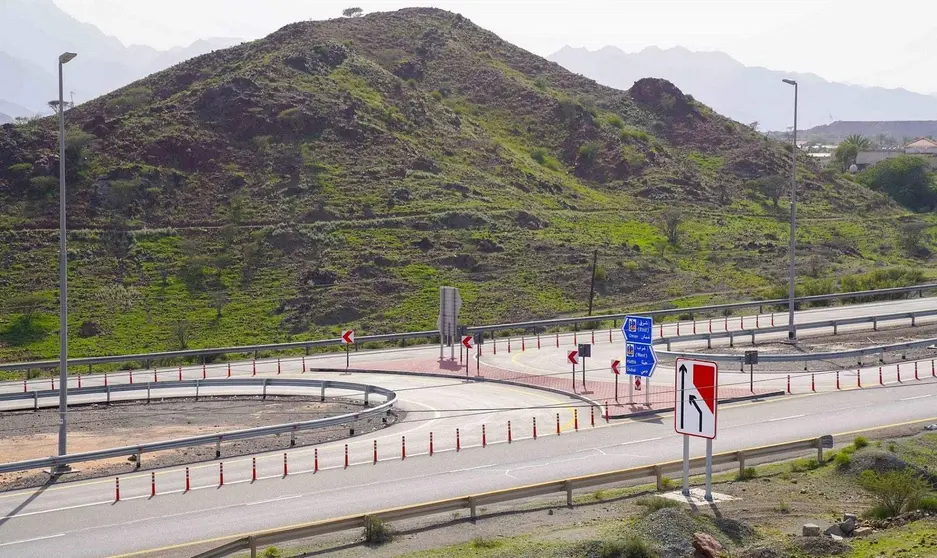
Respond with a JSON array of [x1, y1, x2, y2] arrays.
[[572, 363, 576, 392], [682, 435, 690, 496], [345, 343, 349, 369], [476, 344, 480, 377], [645, 377, 650, 406], [581, 358, 586, 391], [614, 374, 619, 402], [704, 438, 713, 502], [628, 377, 633, 404]]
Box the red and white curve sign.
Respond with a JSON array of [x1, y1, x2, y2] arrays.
[[674, 358, 719, 439], [341, 330, 355, 344], [567, 350, 579, 365], [461, 335, 473, 349], [611, 359, 621, 375]]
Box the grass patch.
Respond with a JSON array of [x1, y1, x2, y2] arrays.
[[736, 467, 758, 481], [364, 516, 393, 545], [635, 496, 681, 515], [834, 452, 852, 468], [471, 537, 502, 549], [597, 537, 658, 558]]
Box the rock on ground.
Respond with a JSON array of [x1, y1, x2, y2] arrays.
[[788, 535, 850, 556], [692, 532, 724, 558], [802, 524, 820, 537]]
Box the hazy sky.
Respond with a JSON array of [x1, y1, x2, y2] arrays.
[[53, 0, 937, 94]]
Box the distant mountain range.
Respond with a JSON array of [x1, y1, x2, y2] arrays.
[[0, 0, 242, 117], [548, 45, 937, 131], [791, 121, 937, 144]]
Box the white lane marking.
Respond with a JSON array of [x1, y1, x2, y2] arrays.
[[244, 494, 302, 507], [900, 394, 934, 401], [449, 464, 496, 473], [0, 533, 66, 547], [766, 414, 806, 423], [0, 499, 114, 521]]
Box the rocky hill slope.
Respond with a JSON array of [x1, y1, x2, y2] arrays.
[[0, 8, 924, 362]]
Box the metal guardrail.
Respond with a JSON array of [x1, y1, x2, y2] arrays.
[[0, 283, 934, 375], [192, 436, 827, 558], [0, 378, 396, 475], [655, 308, 937, 357], [660, 336, 937, 365]]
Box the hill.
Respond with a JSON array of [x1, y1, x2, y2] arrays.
[[548, 45, 937, 132], [0, 8, 928, 363], [792, 121, 937, 145], [0, 0, 241, 114]]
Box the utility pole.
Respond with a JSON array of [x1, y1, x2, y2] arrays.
[[782, 78, 798, 341], [587, 249, 598, 316]]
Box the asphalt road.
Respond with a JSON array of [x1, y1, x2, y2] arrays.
[[1, 376, 935, 557]]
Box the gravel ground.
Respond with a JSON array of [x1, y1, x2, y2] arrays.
[[0, 395, 401, 491], [666, 322, 937, 373]]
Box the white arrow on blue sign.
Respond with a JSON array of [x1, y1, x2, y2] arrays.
[[625, 342, 658, 377], [622, 316, 653, 344]]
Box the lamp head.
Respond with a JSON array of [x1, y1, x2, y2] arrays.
[[59, 52, 77, 64], [782, 78, 797, 86]]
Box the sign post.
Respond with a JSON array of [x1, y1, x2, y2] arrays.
[[674, 358, 719, 501], [744, 350, 758, 393], [578, 344, 591, 392], [438, 287, 462, 361], [473, 332, 484, 377], [611, 359, 621, 402], [567, 350, 579, 391], [341, 330, 355, 369], [623, 315, 657, 406]]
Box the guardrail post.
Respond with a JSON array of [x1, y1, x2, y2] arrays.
[[147, 382, 151, 404], [707, 334, 712, 349], [248, 536, 257, 558], [751, 330, 756, 345], [565, 480, 573, 508], [262, 378, 267, 400], [654, 465, 663, 491], [729, 332, 734, 348], [216, 439, 221, 459], [666, 339, 672, 351], [320, 382, 326, 402], [135, 452, 141, 469], [833, 322, 838, 335], [290, 428, 296, 447], [106, 384, 111, 405], [816, 438, 823, 463], [363, 386, 370, 408], [873, 317, 878, 331], [736, 451, 745, 477], [912, 314, 917, 327], [468, 496, 477, 521], [195, 379, 200, 402]]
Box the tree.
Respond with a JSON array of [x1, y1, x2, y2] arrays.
[[342, 7, 363, 17], [210, 291, 229, 319], [898, 221, 932, 257], [749, 175, 786, 208], [748, 121, 759, 132], [658, 209, 682, 245], [844, 134, 872, 149], [858, 155, 937, 211], [171, 320, 191, 350], [4, 293, 51, 331]]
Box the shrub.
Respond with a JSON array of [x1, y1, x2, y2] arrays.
[[791, 457, 821, 472], [261, 548, 283, 558], [534, 77, 547, 90], [834, 452, 851, 468], [606, 114, 625, 129], [659, 477, 676, 490], [858, 470, 929, 518], [578, 141, 602, 160], [431, 90, 443, 101], [594, 265, 608, 282], [636, 496, 680, 514], [530, 147, 561, 171], [854, 436, 870, 449], [778, 498, 791, 513], [598, 536, 658, 558], [363, 516, 393, 545], [737, 467, 757, 481], [620, 126, 652, 143], [919, 495, 937, 512]]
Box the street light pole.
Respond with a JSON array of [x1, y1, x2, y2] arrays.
[[782, 78, 798, 341], [57, 51, 77, 472]]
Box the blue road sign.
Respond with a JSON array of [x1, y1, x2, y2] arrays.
[[622, 315, 653, 344], [625, 342, 658, 377]]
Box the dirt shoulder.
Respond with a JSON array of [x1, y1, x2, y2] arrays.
[[0, 396, 402, 491]]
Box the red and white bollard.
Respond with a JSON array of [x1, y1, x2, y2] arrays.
[[493, 338, 497, 355], [677, 321, 680, 336], [521, 337, 525, 352], [227, 363, 232, 378], [429, 432, 434, 455], [252, 360, 256, 376], [482, 424, 487, 448], [604, 401, 610, 422], [786, 375, 791, 394], [178, 367, 183, 381], [153, 368, 158, 383], [590, 406, 595, 427], [609, 329, 612, 343], [202, 364, 206, 380], [532, 418, 537, 440], [277, 358, 281, 375], [659, 323, 664, 337], [857, 369, 862, 388], [756, 314, 760, 328], [104, 372, 108, 387], [129, 370, 133, 385], [185, 467, 190, 491], [115, 477, 121, 502], [879, 366, 884, 386], [507, 338, 512, 353], [574, 409, 579, 431], [591, 330, 595, 344], [898, 364, 903, 384], [771, 313, 775, 326], [344, 444, 349, 468], [836, 371, 840, 390], [556, 413, 561, 435], [314, 448, 319, 472], [915, 362, 920, 381], [507, 422, 512, 444], [401, 436, 406, 460], [693, 320, 696, 334], [538, 334, 542, 349], [283, 453, 288, 476], [456, 428, 461, 451], [373, 440, 378, 464], [573, 331, 578, 345], [51, 377, 54, 391], [811, 374, 816, 393], [302, 356, 306, 373], [219, 462, 224, 487], [150, 471, 156, 497], [556, 333, 559, 348], [708, 319, 712, 333], [78, 375, 82, 389]]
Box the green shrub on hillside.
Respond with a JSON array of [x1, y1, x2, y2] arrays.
[[859, 470, 929, 518], [620, 127, 652, 143], [578, 141, 602, 160]]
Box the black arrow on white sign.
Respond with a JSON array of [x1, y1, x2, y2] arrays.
[[679, 364, 688, 430], [688, 394, 703, 432]]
